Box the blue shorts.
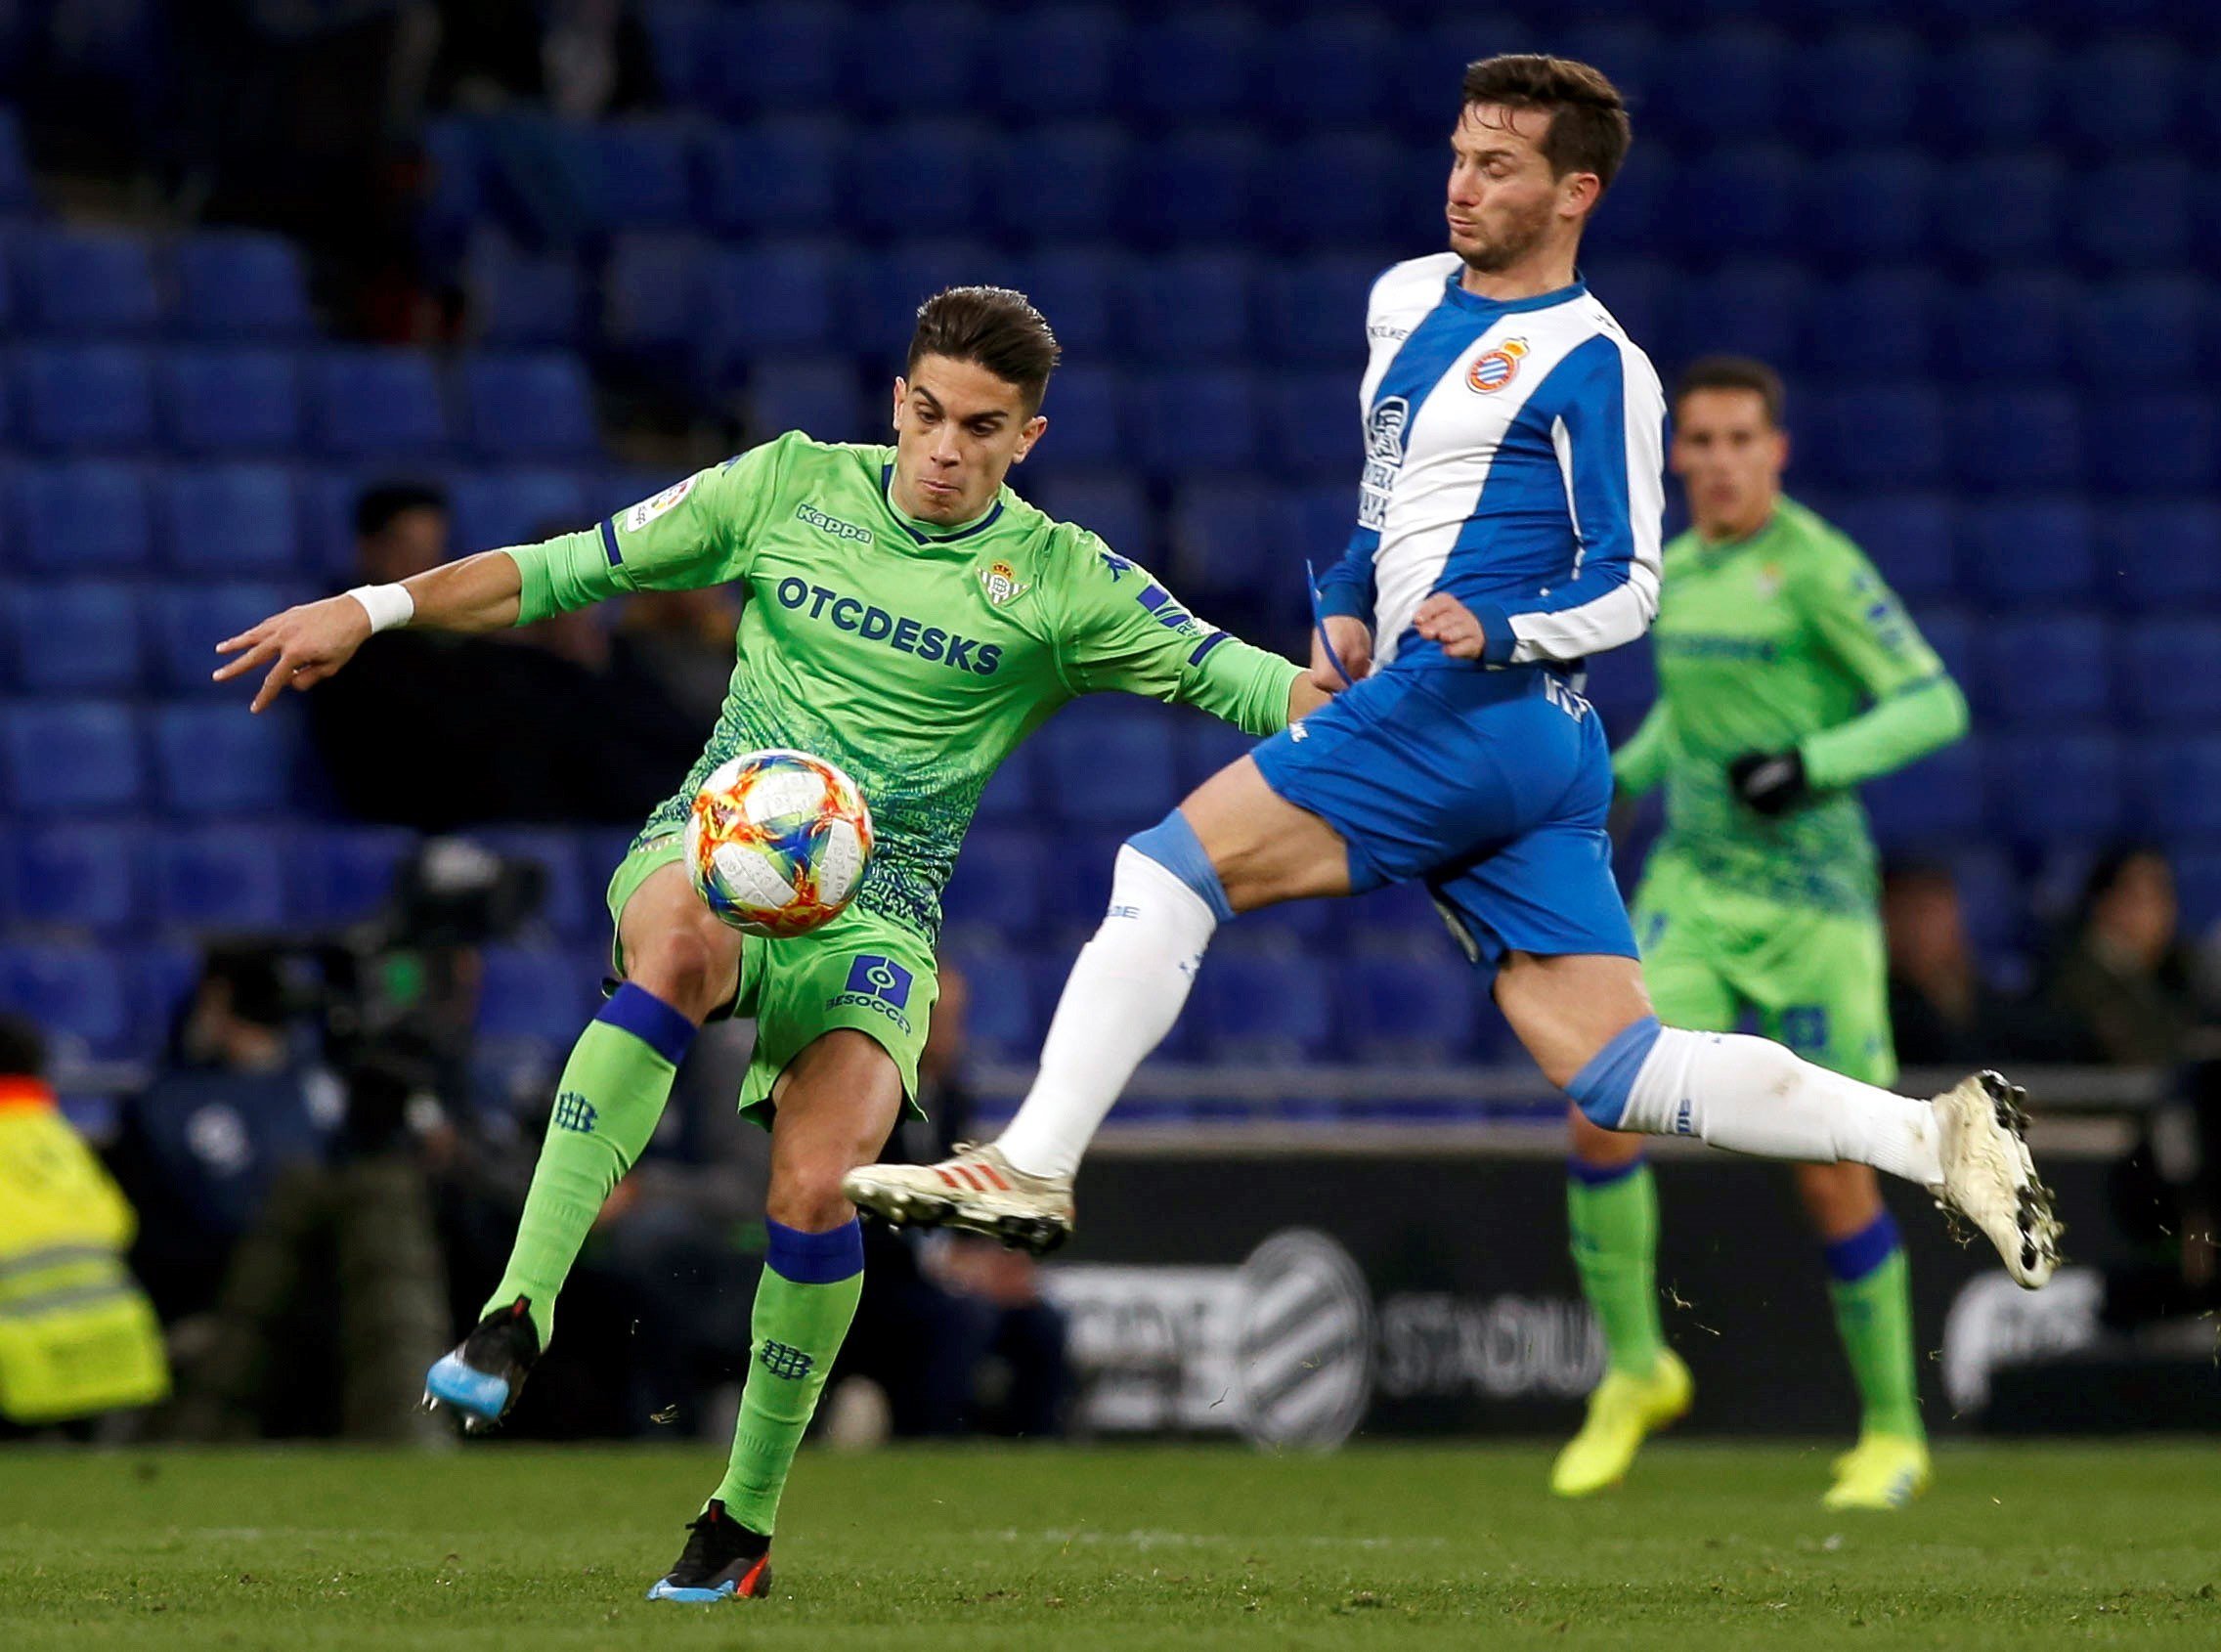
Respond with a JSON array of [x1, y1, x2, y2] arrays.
[[1249, 664, 1636, 972]]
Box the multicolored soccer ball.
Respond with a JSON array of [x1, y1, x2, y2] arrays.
[[684, 750, 874, 937]]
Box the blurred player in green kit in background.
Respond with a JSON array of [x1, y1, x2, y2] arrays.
[[1555, 357, 1970, 1509]]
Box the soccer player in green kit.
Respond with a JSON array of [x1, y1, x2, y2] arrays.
[[1552, 357, 1970, 1509], [213, 287, 1324, 1601]]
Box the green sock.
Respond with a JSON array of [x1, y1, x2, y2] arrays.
[[1825, 1216, 1923, 1442], [715, 1219, 865, 1535], [1568, 1161, 1665, 1377], [484, 986, 697, 1347]]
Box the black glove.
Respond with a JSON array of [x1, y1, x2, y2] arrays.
[[1728, 750, 1808, 816]]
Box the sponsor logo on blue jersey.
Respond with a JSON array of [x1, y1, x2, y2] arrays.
[[771, 578, 1003, 675], [1360, 398, 1409, 531]]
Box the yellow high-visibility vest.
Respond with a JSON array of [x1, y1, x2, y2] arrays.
[[0, 1078, 170, 1424]]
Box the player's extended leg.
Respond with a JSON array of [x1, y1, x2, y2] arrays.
[[424, 859, 738, 1430], [649, 1029, 902, 1603], [842, 756, 1347, 1246], [1495, 952, 2061, 1288]]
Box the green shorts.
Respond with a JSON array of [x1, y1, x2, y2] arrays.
[[605, 834, 938, 1130], [1631, 852, 1896, 1087]]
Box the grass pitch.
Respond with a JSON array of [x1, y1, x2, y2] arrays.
[[3, 1442, 2216, 1650]]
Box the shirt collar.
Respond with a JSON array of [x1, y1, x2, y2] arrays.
[[879, 462, 1005, 545], [1439, 270, 1588, 317]]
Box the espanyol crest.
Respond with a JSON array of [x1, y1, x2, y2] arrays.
[[980, 559, 1029, 606], [1467, 336, 1530, 393]]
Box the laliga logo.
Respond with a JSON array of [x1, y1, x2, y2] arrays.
[[1467, 336, 1530, 393]]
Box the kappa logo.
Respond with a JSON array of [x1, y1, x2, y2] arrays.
[[795, 501, 873, 544], [830, 953, 915, 1034], [1466, 337, 1530, 393], [980, 559, 1029, 606]]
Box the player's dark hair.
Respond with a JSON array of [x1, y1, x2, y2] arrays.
[[1460, 54, 1632, 195], [355, 481, 450, 540], [1674, 356, 1787, 427], [906, 286, 1062, 413]]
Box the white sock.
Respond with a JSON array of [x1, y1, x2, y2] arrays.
[[1612, 1026, 1943, 1188], [996, 846, 1218, 1180]]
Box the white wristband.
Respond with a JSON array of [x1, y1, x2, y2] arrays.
[[346, 583, 415, 634]]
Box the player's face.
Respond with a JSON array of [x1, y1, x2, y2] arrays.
[[1446, 103, 1580, 274], [1670, 388, 1788, 538], [890, 356, 1047, 525]]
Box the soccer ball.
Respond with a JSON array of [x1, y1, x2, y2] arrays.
[[684, 749, 874, 937]]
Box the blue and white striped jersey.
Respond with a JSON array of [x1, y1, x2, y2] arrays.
[[1315, 252, 1667, 673]]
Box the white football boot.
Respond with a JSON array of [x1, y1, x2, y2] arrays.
[[1931, 1071, 2063, 1289], [841, 1144, 1075, 1255]]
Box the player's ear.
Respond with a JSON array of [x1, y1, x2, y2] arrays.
[[1561, 169, 1602, 222], [1014, 413, 1048, 462], [890, 376, 909, 431]]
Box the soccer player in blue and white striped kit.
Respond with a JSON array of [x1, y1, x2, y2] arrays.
[[847, 55, 2058, 1295]]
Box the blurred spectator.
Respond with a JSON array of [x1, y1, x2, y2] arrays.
[[433, 0, 658, 117], [2044, 847, 2216, 1067], [621, 588, 742, 729], [1882, 865, 2074, 1067], [0, 1014, 170, 1432], [308, 484, 700, 827]]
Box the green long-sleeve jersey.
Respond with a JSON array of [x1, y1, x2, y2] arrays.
[[502, 433, 1300, 939], [1613, 496, 1968, 914]]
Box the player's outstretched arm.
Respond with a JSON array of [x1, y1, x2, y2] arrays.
[[212, 549, 525, 714]]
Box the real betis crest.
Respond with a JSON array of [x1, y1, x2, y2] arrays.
[[980, 560, 1029, 606]]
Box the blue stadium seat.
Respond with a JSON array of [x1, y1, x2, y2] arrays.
[[1948, 391, 2082, 491], [1666, 144, 1799, 260], [1581, 146, 1670, 265], [743, 359, 864, 443], [1127, 130, 1264, 247], [942, 941, 1038, 1064], [159, 464, 298, 576], [447, 470, 587, 552], [1825, 495, 1956, 604], [159, 347, 303, 455], [1011, 245, 1129, 357], [457, 354, 598, 460], [151, 704, 296, 815], [1913, 608, 1975, 700], [1937, 32, 2054, 147], [1665, 27, 1788, 142], [4, 584, 142, 695], [174, 231, 313, 341], [2, 700, 143, 815], [155, 825, 291, 930], [1804, 151, 1935, 266], [849, 120, 986, 239], [601, 234, 710, 361], [851, 239, 1010, 368], [1973, 617, 2112, 726], [1959, 500, 2094, 608], [693, 2, 846, 118], [150, 584, 300, 697], [9, 823, 144, 933], [856, 3, 982, 107], [704, 120, 845, 237], [990, 6, 1123, 122], [1038, 702, 1179, 828], [1168, 480, 1289, 606], [307, 348, 448, 457], [1196, 947, 1333, 1062], [993, 128, 1132, 246], [476, 945, 598, 1047], [2087, 394, 2220, 493], [1590, 259, 1667, 357], [1337, 947, 1479, 1064], [0, 944, 138, 1060], [2121, 621, 2221, 729], [939, 827, 1046, 942], [1261, 255, 1383, 369], [1807, 388, 1946, 487], [1861, 738, 1984, 848], [1937, 155, 2062, 266], [1264, 14, 1394, 129], [2108, 503, 2221, 613], [2085, 158, 2191, 272], [0, 108, 34, 216], [2132, 736, 2221, 842], [1027, 366, 1121, 471], [1131, 252, 1253, 365], [588, 120, 696, 235], [1983, 733, 2125, 847], [295, 467, 373, 580], [18, 343, 154, 451], [1263, 371, 1357, 476], [288, 825, 414, 926], [970, 742, 1036, 827], [466, 240, 585, 347], [1177, 717, 1255, 796], [1020, 474, 1149, 561], [1131, 12, 1258, 124], [2083, 277, 2204, 388], [13, 461, 153, 573], [1669, 263, 1809, 370], [2066, 38, 2180, 153], [1135, 370, 1260, 479], [1944, 271, 2073, 381], [1035, 830, 1125, 938], [16, 228, 159, 335], [1274, 135, 1401, 253], [1794, 29, 1923, 147], [2175, 848, 2221, 936]]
